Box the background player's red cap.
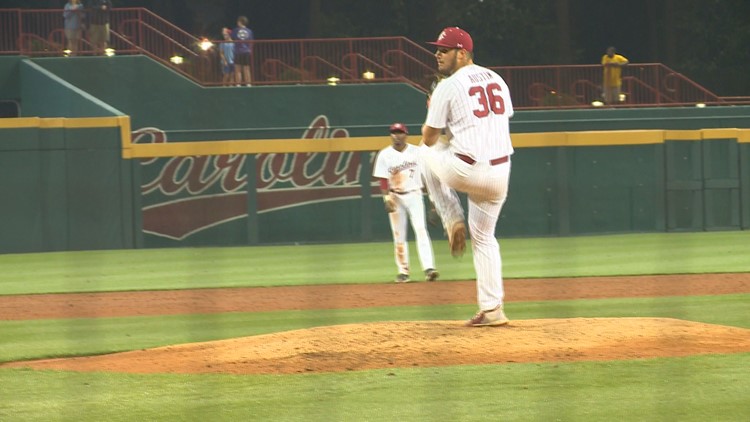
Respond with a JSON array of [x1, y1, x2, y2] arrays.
[[427, 27, 473, 53], [389, 123, 408, 134]]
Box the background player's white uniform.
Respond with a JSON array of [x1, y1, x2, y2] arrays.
[[422, 63, 514, 311], [373, 143, 435, 279]]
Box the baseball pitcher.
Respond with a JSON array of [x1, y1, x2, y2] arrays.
[[421, 27, 513, 326]]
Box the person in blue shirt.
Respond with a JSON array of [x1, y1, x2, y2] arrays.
[[63, 0, 84, 55], [219, 27, 236, 86], [232, 15, 254, 86]]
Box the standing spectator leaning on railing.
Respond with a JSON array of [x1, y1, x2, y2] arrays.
[[87, 0, 112, 55], [220, 27, 236, 86], [63, 0, 84, 55], [601, 46, 629, 105], [232, 15, 254, 86]]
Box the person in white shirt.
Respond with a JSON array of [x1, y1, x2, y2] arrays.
[[373, 123, 438, 283], [421, 27, 514, 326]]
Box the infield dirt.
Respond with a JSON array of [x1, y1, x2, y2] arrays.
[[2, 273, 749, 374]]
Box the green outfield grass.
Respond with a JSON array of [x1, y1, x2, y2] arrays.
[[3, 353, 748, 422], [1, 231, 749, 421], [1, 231, 749, 295]]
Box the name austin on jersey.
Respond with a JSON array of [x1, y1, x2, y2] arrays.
[[389, 160, 418, 175], [467, 71, 495, 83]]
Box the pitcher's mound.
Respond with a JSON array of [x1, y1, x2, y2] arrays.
[[7, 318, 750, 375]]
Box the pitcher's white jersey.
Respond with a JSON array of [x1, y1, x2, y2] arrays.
[[425, 64, 514, 163], [373, 144, 424, 193]]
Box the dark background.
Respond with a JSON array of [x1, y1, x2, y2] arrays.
[[10, 0, 750, 95]]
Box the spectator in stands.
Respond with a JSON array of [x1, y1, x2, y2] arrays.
[[63, 0, 84, 56], [220, 27, 236, 86], [88, 0, 113, 55], [232, 15, 254, 86], [601, 46, 629, 104]]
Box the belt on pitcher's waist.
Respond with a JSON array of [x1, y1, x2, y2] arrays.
[[455, 153, 508, 166], [389, 189, 420, 195]]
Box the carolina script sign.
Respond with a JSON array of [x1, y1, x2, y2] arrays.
[[135, 116, 375, 240]]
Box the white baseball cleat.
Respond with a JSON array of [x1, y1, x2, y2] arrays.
[[424, 268, 439, 282], [395, 273, 411, 283], [465, 306, 509, 327]]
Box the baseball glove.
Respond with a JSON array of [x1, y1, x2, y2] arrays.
[[383, 194, 396, 213], [427, 205, 441, 227]]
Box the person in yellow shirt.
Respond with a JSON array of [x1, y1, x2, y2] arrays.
[[601, 46, 629, 104]]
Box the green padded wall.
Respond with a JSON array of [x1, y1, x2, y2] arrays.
[[1, 54, 749, 252], [0, 125, 136, 253]]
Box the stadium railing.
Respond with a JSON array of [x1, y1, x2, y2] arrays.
[[2, 7, 749, 109]]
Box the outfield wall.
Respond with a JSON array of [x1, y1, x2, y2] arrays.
[[0, 56, 749, 252], [0, 117, 136, 253]]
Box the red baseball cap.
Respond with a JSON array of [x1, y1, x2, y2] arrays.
[[389, 122, 408, 134], [427, 27, 473, 52]]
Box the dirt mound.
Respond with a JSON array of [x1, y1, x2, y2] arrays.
[[6, 318, 750, 375]]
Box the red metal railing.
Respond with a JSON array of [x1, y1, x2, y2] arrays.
[[3, 8, 749, 108], [489, 63, 748, 108]]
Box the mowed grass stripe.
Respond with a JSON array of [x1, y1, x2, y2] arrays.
[[0, 231, 748, 295]]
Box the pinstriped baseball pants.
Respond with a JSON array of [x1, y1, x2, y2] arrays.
[[421, 143, 511, 311]]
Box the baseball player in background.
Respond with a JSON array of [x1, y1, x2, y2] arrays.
[[420, 27, 514, 326], [373, 123, 439, 283]]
